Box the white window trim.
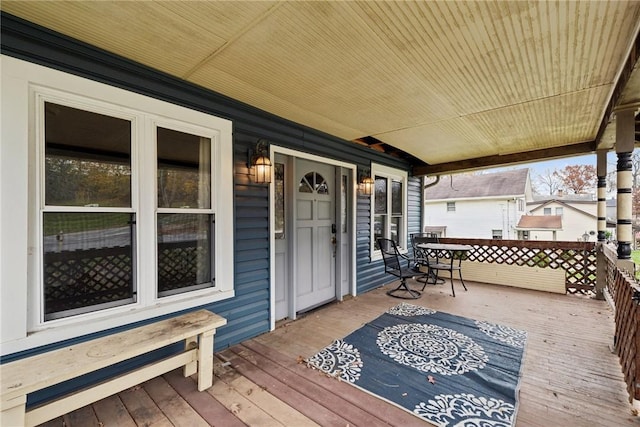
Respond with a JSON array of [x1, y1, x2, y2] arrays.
[[1, 56, 234, 354], [370, 163, 408, 260]]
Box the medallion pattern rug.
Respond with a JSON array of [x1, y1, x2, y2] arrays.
[[306, 303, 527, 427]]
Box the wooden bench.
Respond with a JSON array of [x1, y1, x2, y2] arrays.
[[1, 309, 226, 426]]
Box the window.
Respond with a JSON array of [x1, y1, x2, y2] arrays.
[[371, 163, 407, 253], [156, 127, 213, 297], [543, 207, 552, 215], [492, 229, 503, 239], [447, 202, 456, 212], [274, 163, 285, 239], [42, 102, 135, 320], [37, 95, 231, 323], [555, 207, 563, 217], [24, 75, 233, 338], [299, 172, 329, 194], [518, 198, 524, 211]]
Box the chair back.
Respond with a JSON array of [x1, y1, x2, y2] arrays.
[[410, 233, 439, 261], [378, 238, 402, 274]]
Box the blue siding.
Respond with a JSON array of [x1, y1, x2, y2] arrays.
[[407, 176, 423, 238], [0, 12, 422, 405], [356, 176, 422, 294]]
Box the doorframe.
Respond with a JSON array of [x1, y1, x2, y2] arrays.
[[268, 146, 357, 330]]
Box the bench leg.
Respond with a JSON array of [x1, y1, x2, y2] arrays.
[[1, 394, 26, 427], [183, 335, 198, 377], [197, 329, 215, 391]]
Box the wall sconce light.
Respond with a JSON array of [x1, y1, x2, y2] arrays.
[[359, 172, 374, 196], [248, 139, 272, 184]]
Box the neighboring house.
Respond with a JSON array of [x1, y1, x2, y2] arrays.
[[424, 169, 532, 239], [607, 198, 617, 222], [523, 195, 597, 241], [514, 215, 563, 241], [0, 15, 423, 406]]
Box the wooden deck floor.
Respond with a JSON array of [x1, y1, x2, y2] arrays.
[[39, 280, 638, 426]]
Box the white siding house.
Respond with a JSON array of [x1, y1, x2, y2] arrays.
[[523, 196, 598, 241], [424, 169, 532, 239]]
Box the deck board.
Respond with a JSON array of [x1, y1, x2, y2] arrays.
[[204, 362, 286, 427], [219, 348, 354, 426], [35, 280, 637, 427], [62, 405, 99, 427], [163, 369, 247, 427], [212, 356, 318, 427], [143, 376, 209, 427], [118, 383, 173, 427], [240, 340, 427, 426], [91, 395, 136, 427], [227, 344, 395, 427]]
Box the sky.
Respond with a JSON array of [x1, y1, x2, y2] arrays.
[[490, 151, 619, 179], [482, 150, 630, 197]]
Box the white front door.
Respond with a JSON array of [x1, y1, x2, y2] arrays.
[[294, 159, 336, 311]]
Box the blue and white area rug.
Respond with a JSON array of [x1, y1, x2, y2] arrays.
[[306, 303, 527, 426]]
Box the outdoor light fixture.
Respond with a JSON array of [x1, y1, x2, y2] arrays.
[[359, 170, 374, 196], [248, 139, 272, 184]]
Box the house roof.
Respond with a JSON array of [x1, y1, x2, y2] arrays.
[[424, 169, 529, 201], [516, 215, 563, 230], [1, 2, 639, 175], [530, 194, 595, 203]]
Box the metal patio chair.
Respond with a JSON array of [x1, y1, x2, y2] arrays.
[[378, 238, 426, 299], [410, 233, 445, 286], [424, 247, 469, 297]]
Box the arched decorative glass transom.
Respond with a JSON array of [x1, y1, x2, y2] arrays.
[[299, 172, 329, 194]]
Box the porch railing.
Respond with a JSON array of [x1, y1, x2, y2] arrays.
[[602, 243, 640, 405], [436, 238, 596, 294]]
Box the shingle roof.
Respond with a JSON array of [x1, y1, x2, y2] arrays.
[[531, 193, 595, 202], [516, 215, 562, 230], [424, 169, 529, 200]]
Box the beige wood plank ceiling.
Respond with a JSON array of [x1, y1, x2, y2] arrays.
[[3, 1, 640, 174]]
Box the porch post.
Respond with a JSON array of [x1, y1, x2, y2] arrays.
[[616, 108, 635, 260], [594, 150, 608, 300], [597, 150, 607, 242]]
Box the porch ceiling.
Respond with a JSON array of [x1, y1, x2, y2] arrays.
[[2, 1, 640, 174]]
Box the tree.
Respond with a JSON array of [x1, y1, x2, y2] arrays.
[[534, 168, 562, 195], [633, 187, 640, 224], [555, 164, 596, 194]]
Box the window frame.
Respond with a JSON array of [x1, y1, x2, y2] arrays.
[[447, 201, 456, 212], [1, 57, 234, 352], [370, 163, 408, 259]]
